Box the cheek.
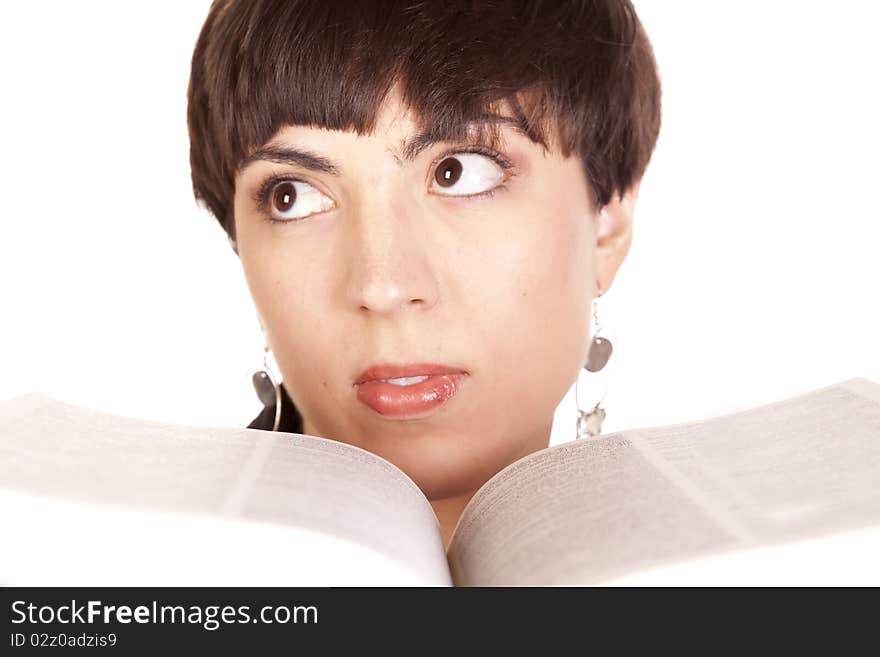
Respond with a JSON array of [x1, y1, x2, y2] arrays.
[[469, 202, 593, 416], [239, 237, 329, 373], [481, 204, 592, 340]]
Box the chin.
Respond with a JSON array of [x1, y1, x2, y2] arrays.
[[403, 453, 509, 501]]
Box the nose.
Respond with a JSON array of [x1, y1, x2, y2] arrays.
[[342, 190, 440, 316]]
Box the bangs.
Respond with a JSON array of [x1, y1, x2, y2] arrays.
[[188, 0, 661, 239]]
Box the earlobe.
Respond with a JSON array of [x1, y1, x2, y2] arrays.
[[594, 181, 640, 295]]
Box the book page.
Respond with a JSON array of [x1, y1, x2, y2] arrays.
[[0, 393, 450, 586], [0, 489, 434, 586], [447, 377, 880, 585], [605, 524, 880, 586], [626, 377, 880, 545]]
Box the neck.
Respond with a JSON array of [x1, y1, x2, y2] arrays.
[[432, 420, 555, 553], [430, 489, 479, 552]]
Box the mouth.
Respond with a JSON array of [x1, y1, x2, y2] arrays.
[[353, 363, 468, 418]]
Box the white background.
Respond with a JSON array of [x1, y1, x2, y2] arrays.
[[1, 1, 878, 445]]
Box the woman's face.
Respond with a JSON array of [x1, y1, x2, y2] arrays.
[[233, 89, 603, 500]]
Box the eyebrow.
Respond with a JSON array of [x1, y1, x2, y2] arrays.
[[238, 115, 527, 177]]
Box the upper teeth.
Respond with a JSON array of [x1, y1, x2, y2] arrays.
[[377, 375, 431, 386]]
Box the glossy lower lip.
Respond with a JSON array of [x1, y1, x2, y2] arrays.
[[354, 373, 466, 418]]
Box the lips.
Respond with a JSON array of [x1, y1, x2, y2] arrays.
[[354, 363, 466, 385], [352, 363, 468, 418]]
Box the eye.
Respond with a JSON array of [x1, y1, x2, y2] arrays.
[[430, 152, 508, 197], [258, 178, 335, 223]]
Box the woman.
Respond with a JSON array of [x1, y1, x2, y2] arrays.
[[187, 0, 661, 549]]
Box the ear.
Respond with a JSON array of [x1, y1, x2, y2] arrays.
[[594, 180, 640, 295]]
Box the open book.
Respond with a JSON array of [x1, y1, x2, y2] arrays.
[[1, 376, 878, 586]]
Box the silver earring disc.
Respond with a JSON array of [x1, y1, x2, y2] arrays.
[[585, 337, 613, 372], [252, 370, 278, 408]]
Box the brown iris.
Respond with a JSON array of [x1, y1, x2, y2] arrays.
[[434, 157, 463, 188], [272, 181, 297, 213]]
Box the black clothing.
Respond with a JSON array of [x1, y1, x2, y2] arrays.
[[246, 382, 304, 434]]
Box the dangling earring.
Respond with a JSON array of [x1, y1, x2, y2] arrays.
[[575, 289, 613, 439], [252, 343, 282, 432]]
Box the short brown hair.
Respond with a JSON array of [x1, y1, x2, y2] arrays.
[[187, 0, 662, 243]]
